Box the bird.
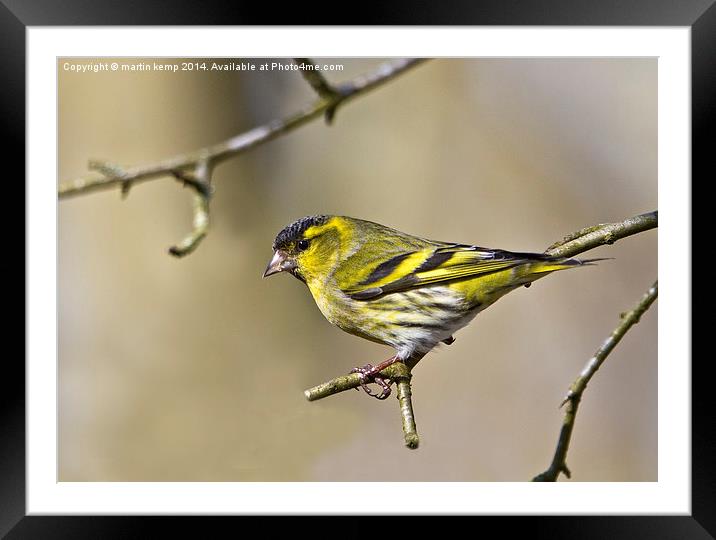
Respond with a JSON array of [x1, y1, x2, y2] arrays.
[[263, 215, 601, 399]]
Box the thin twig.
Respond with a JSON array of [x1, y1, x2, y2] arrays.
[[394, 362, 420, 449], [533, 280, 658, 481], [88, 159, 132, 198], [304, 353, 424, 401], [293, 58, 341, 124], [169, 167, 212, 198], [305, 353, 425, 448], [293, 58, 338, 99], [58, 58, 426, 199], [545, 211, 657, 258], [168, 157, 213, 257]]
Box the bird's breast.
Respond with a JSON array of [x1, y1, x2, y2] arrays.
[[307, 279, 479, 355]]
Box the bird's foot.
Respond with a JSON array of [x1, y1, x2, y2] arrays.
[[351, 363, 394, 400]]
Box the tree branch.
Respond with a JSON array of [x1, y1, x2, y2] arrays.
[[395, 364, 420, 449], [533, 280, 658, 481], [293, 58, 343, 124], [168, 157, 213, 257], [59, 58, 424, 199], [304, 353, 424, 402], [544, 211, 657, 258], [305, 353, 424, 449], [294, 58, 339, 100], [304, 211, 657, 451], [58, 58, 427, 255]]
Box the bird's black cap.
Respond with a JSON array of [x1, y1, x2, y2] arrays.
[[272, 215, 329, 250]]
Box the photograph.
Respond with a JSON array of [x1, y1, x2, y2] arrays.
[[57, 56, 658, 483]]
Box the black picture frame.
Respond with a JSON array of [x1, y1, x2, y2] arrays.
[[5, 1, 705, 537]]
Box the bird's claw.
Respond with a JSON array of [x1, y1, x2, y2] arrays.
[[351, 364, 393, 400]]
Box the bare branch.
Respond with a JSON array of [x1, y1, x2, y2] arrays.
[[395, 364, 420, 449], [305, 353, 425, 448], [87, 159, 132, 198], [304, 353, 424, 401], [533, 280, 658, 481], [293, 58, 338, 100], [58, 58, 427, 199], [170, 167, 212, 198], [545, 211, 657, 258], [168, 158, 213, 257], [293, 58, 342, 124]]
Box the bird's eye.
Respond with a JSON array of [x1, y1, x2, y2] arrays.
[[297, 239, 310, 251]]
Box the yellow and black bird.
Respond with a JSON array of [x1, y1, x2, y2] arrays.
[[264, 215, 599, 399]]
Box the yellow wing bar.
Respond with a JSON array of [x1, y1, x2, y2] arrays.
[[343, 245, 549, 300]]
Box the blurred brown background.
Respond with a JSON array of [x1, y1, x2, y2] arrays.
[[58, 58, 657, 481]]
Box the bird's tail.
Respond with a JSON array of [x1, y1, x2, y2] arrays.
[[529, 256, 612, 275]]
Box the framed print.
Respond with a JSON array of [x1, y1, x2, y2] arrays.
[[7, 1, 707, 537]]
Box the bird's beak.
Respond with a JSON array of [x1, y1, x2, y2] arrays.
[[262, 250, 296, 278]]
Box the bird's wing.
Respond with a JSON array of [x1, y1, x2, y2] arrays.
[[342, 244, 543, 300]]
